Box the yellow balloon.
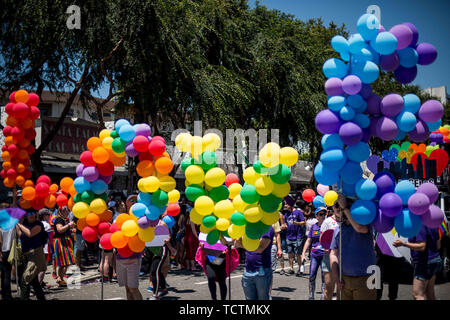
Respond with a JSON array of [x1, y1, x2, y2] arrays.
[[244, 205, 263, 223], [227, 224, 245, 239], [261, 210, 280, 226], [121, 220, 139, 237], [144, 176, 160, 193], [216, 218, 230, 231], [190, 136, 204, 157], [255, 176, 274, 196], [324, 190, 338, 207], [204, 167, 226, 188], [195, 196, 215, 216], [189, 208, 204, 225], [243, 167, 261, 185], [242, 235, 260, 251], [168, 190, 181, 203], [72, 202, 90, 219], [138, 226, 155, 242], [272, 182, 291, 198], [176, 133, 193, 153], [279, 147, 299, 167], [90, 198, 107, 214], [233, 195, 249, 213], [185, 165, 205, 184], [159, 175, 176, 192], [214, 200, 234, 219], [137, 178, 146, 192], [202, 133, 221, 151], [185, 179, 204, 188], [200, 224, 216, 234], [259, 142, 280, 168], [99, 129, 111, 141], [102, 136, 114, 150], [228, 183, 242, 199]]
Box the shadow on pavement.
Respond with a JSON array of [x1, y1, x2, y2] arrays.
[[272, 286, 296, 293]]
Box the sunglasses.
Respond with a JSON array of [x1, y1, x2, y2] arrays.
[[317, 212, 326, 216]]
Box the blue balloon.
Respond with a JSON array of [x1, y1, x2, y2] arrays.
[[355, 178, 377, 200], [340, 161, 363, 184], [347, 94, 364, 109], [118, 124, 136, 142], [159, 205, 167, 214], [357, 14, 380, 41], [321, 134, 344, 151], [396, 111, 417, 132], [371, 32, 398, 55], [354, 47, 374, 61], [73, 177, 91, 194], [427, 119, 442, 132], [339, 106, 356, 121], [394, 180, 416, 205], [115, 119, 130, 132], [328, 96, 346, 112], [345, 142, 371, 162], [353, 113, 370, 129], [314, 161, 340, 186], [91, 180, 108, 195], [323, 58, 348, 79], [313, 195, 326, 208], [403, 94, 421, 114], [397, 47, 418, 68], [352, 60, 379, 84], [340, 51, 350, 62], [320, 148, 347, 172], [131, 203, 147, 217], [342, 182, 356, 197], [394, 130, 406, 141], [162, 215, 175, 229], [353, 101, 368, 113], [138, 192, 152, 206], [349, 34, 365, 54], [367, 46, 380, 65], [146, 205, 161, 220], [350, 200, 377, 225], [331, 35, 349, 54], [394, 209, 422, 238]]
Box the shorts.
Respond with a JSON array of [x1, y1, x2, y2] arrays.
[[413, 256, 442, 281], [321, 253, 331, 273], [286, 238, 304, 255], [75, 233, 86, 253], [116, 257, 141, 289], [271, 244, 278, 271]]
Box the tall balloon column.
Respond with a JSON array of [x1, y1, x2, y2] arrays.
[[175, 133, 298, 251], [314, 13, 445, 238]]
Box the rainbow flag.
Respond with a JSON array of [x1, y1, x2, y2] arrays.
[[439, 221, 448, 239]]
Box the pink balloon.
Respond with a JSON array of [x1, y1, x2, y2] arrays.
[[317, 184, 330, 196]]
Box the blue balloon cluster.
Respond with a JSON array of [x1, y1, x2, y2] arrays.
[[131, 191, 167, 227]]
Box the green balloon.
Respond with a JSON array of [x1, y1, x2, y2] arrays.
[[221, 230, 230, 238], [202, 151, 217, 166], [270, 164, 291, 184], [73, 194, 82, 203], [99, 193, 109, 203], [253, 161, 276, 175], [81, 191, 95, 204], [253, 161, 264, 174], [202, 215, 217, 228], [110, 130, 119, 138], [240, 184, 260, 204], [259, 194, 282, 212], [245, 221, 267, 240], [207, 229, 220, 245], [185, 185, 206, 202], [209, 185, 230, 202], [400, 141, 411, 151], [181, 157, 194, 171], [152, 190, 168, 207], [112, 137, 125, 153], [231, 212, 246, 226]]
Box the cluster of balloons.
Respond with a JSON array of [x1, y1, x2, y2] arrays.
[[1, 90, 40, 188], [315, 13, 444, 238], [430, 125, 450, 145], [303, 186, 339, 208]]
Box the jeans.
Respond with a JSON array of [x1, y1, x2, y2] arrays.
[[413, 256, 443, 281], [241, 267, 272, 300], [309, 255, 324, 299], [0, 251, 12, 300]]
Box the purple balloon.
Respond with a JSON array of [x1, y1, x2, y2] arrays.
[[324, 78, 344, 96], [361, 127, 371, 143], [366, 94, 381, 115], [359, 84, 372, 99], [342, 75, 362, 95], [421, 204, 444, 228], [374, 171, 396, 200], [408, 192, 430, 215], [418, 100, 444, 123], [372, 209, 395, 233], [416, 43, 437, 65], [417, 182, 439, 204], [135, 123, 151, 137], [380, 94, 404, 117], [76, 164, 85, 177], [403, 22, 419, 47], [339, 122, 363, 146], [376, 116, 398, 141], [125, 141, 139, 157], [379, 192, 403, 217], [394, 65, 417, 84], [389, 25, 413, 50], [137, 216, 152, 229], [148, 219, 160, 227], [369, 116, 380, 138], [82, 166, 99, 182], [98, 174, 112, 185], [409, 120, 429, 142], [366, 155, 381, 174], [380, 53, 400, 72], [315, 109, 342, 134]]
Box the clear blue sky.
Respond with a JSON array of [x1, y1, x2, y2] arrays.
[[248, 0, 450, 91]]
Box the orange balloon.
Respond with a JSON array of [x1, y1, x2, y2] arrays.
[[16, 163, 26, 173], [19, 197, 32, 209], [49, 184, 59, 194], [155, 157, 173, 175], [1, 151, 11, 162], [18, 139, 31, 148], [77, 218, 87, 231], [417, 144, 426, 153], [22, 186, 36, 200], [2, 161, 12, 171], [87, 137, 103, 152], [108, 150, 126, 166], [136, 160, 154, 177], [110, 231, 129, 249], [22, 119, 33, 129], [409, 144, 418, 152], [6, 116, 18, 127], [92, 146, 110, 164], [15, 175, 25, 187], [128, 235, 146, 253], [68, 197, 75, 211], [115, 213, 133, 229], [14, 89, 29, 103], [69, 185, 77, 197], [100, 210, 113, 223], [86, 212, 101, 227], [60, 177, 74, 193], [24, 180, 35, 188], [44, 195, 57, 208], [4, 136, 16, 146], [3, 177, 15, 188], [18, 149, 29, 160]]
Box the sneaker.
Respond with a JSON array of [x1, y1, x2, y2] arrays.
[[296, 271, 302, 277], [288, 269, 295, 275], [147, 295, 159, 300], [147, 286, 153, 293], [300, 264, 305, 274], [279, 269, 285, 275], [308, 296, 314, 300]]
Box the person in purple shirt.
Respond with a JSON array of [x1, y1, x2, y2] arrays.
[[393, 225, 442, 300], [236, 226, 274, 300], [284, 201, 306, 276]]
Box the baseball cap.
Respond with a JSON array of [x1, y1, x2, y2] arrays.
[[314, 207, 327, 215]]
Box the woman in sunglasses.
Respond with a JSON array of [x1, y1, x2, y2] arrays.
[[301, 207, 327, 300]]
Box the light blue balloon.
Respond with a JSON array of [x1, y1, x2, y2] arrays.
[[342, 182, 356, 197], [159, 205, 167, 214], [313, 195, 326, 208], [339, 106, 356, 121], [340, 161, 363, 184], [115, 119, 130, 132], [347, 94, 364, 109], [355, 179, 377, 200], [357, 14, 380, 41], [320, 148, 347, 172], [351, 200, 377, 225], [427, 119, 442, 132], [366, 46, 380, 65], [328, 96, 346, 112], [354, 47, 374, 61], [91, 180, 108, 195], [403, 94, 421, 114], [131, 203, 147, 217], [394, 209, 422, 238], [394, 130, 406, 141], [396, 111, 417, 132], [163, 215, 175, 229], [323, 58, 348, 79], [73, 177, 91, 194], [353, 101, 368, 113], [331, 35, 349, 54], [314, 161, 340, 186], [118, 124, 136, 142], [346, 142, 371, 162], [340, 51, 350, 62], [321, 134, 344, 150], [349, 34, 365, 54], [352, 60, 379, 84], [394, 180, 416, 205], [398, 47, 418, 68], [138, 192, 152, 206], [353, 113, 370, 129], [146, 205, 161, 220], [371, 32, 398, 55]]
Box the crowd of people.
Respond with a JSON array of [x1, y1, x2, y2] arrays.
[[0, 191, 445, 301]]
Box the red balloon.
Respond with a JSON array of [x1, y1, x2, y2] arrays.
[[35, 182, 50, 198], [82, 226, 98, 243], [0, 170, 6, 179], [97, 161, 114, 176], [225, 173, 239, 187], [80, 151, 96, 167], [37, 175, 51, 185], [138, 151, 153, 162], [13, 103, 29, 119], [148, 139, 166, 156], [7, 144, 18, 156], [29, 106, 40, 120], [5, 103, 15, 115], [151, 136, 166, 143], [97, 222, 111, 235], [6, 168, 17, 180], [9, 91, 16, 103], [23, 169, 32, 179], [3, 125, 12, 136], [166, 203, 181, 217], [109, 223, 120, 233], [11, 127, 24, 140], [132, 136, 150, 153], [100, 233, 114, 250], [117, 245, 133, 258], [2, 145, 7, 152], [27, 93, 40, 106], [32, 197, 46, 211], [24, 128, 36, 141], [56, 194, 68, 207], [26, 145, 36, 155], [302, 189, 316, 202]]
